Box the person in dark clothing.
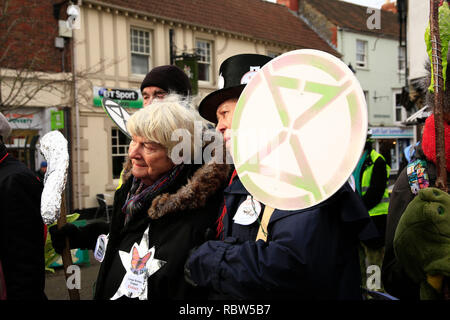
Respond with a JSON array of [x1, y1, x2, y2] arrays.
[[353, 135, 390, 245], [35, 161, 47, 182], [185, 54, 377, 300], [0, 112, 46, 300], [352, 134, 390, 292], [382, 50, 450, 299], [382, 117, 450, 300], [51, 95, 230, 299]]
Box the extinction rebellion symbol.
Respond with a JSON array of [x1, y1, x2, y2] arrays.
[[231, 49, 368, 211]]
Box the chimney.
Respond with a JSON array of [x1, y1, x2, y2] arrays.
[[381, 0, 398, 13], [277, 0, 299, 12]]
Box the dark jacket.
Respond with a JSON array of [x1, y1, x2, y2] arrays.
[[92, 161, 230, 300], [359, 147, 389, 249], [0, 143, 45, 300], [382, 146, 450, 300], [187, 174, 377, 300]]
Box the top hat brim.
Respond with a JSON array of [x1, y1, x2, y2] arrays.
[[198, 84, 245, 124]]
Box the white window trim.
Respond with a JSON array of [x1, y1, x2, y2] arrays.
[[356, 39, 368, 69], [111, 127, 130, 180], [393, 89, 406, 124], [195, 39, 213, 85], [129, 26, 152, 77]]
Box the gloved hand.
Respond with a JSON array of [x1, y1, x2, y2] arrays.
[[184, 228, 216, 287], [184, 247, 198, 287], [49, 221, 110, 254], [49, 223, 83, 254]]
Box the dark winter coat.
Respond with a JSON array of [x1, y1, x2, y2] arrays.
[[187, 174, 377, 300], [382, 146, 450, 300], [0, 143, 45, 300], [359, 147, 389, 249], [93, 161, 230, 300]]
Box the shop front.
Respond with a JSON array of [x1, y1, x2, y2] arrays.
[[370, 126, 416, 178], [3, 107, 55, 170]]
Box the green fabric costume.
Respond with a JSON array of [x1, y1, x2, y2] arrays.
[[394, 187, 450, 299]]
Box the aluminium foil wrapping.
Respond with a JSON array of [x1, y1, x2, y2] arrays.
[[39, 130, 69, 225]]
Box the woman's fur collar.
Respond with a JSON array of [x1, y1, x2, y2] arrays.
[[121, 142, 231, 220]]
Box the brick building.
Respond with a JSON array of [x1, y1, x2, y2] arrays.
[[0, 0, 74, 183]]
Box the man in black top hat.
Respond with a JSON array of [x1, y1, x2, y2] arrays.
[[186, 53, 376, 299]]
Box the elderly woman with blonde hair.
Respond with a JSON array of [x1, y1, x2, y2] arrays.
[[51, 94, 230, 300]]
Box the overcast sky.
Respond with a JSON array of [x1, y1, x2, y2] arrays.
[[266, 0, 388, 9]]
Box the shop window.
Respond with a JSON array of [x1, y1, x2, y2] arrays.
[[4, 129, 39, 171], [378, 139, 397, 172], [196, 39, 212, 82], [131, 28, 151, 75], [111, 128, 130, 179]]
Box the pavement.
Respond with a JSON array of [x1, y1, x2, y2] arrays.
[[45, 250, 101, 300]]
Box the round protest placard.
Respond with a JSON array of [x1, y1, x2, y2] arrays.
[[231, 49, 368, 210]]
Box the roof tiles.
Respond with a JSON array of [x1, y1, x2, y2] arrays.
[[89, 0, 340, 56]]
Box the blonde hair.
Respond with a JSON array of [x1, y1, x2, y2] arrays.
[[127, 94, 206, 161]]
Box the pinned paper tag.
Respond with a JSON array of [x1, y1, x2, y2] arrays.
[[233, 195, 261, 225], [110, 226, 166, 300], [94, 234, 109, 263]]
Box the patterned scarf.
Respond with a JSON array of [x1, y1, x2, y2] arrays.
[[122, 164, 184, 225]]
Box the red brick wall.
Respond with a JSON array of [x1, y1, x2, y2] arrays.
[[0, 0, 72, 73]]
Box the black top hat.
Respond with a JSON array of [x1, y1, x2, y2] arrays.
[[198, 54, 272, 124]]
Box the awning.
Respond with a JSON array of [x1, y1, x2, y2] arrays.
[[402, 105, 431, 125]]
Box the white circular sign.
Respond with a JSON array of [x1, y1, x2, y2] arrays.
[[231, 49, 368, 210]]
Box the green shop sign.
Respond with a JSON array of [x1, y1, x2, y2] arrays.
[[93, 86, 143, 109], [50, 110, 64, 130]]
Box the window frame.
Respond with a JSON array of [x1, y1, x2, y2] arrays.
[[130, 27, 152, 76], [393, 90, 407, 124], [356, 39, 368, 69], [111, 128, 130, 180], [195, 39, 213, 84]]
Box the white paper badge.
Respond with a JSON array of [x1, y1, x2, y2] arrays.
[[94, 234, 109, 263], [233, 195, 262, 225], [110, 226, 166, 300]]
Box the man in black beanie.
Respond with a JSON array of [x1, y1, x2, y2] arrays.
[[140, 65, 192, 106]]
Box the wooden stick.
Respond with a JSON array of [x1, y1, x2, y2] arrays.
[[430, 0, 447, 192], [57, 193, 80, 300]]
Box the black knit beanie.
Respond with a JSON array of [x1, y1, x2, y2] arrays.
[[140, 65, 191, 96]]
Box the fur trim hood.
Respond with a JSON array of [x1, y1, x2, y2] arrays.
[[121, 142, 231, 220]]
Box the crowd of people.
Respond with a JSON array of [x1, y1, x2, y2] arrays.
[[0, 49, 448, 300]]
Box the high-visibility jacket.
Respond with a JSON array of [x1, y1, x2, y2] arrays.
[[116, 169, 124, 190], [361, 149, 391, 216]]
